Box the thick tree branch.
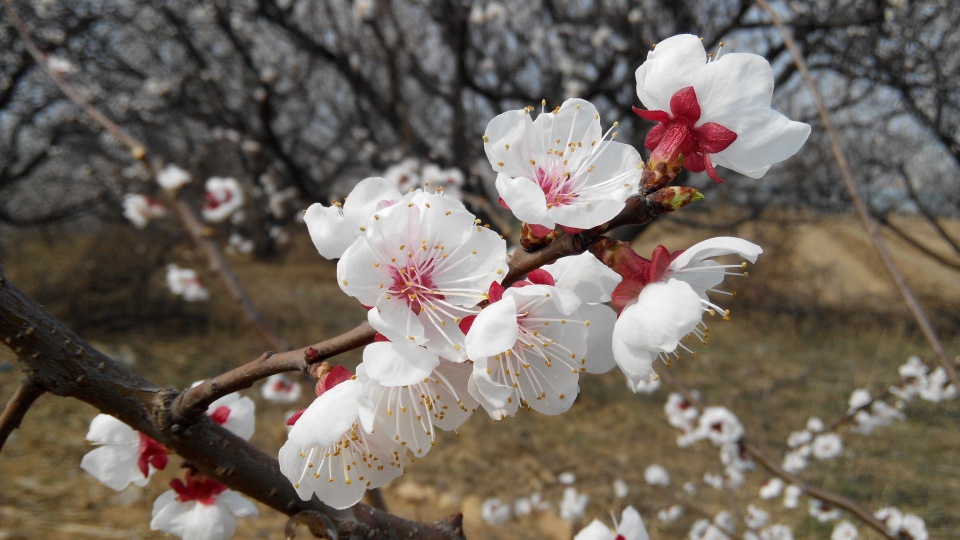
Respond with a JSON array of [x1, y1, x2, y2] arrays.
[[0, 267, 463, 539], [0, 377, 45, 452]]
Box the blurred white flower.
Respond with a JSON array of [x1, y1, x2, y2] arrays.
[[202, 177, 245, 223], [831, 520, 858, 540], [559, 487, 589, 521], [481, 497, 511, 524], [260, 374, 302, 404], [165, 264, 209, 302], [122, 194, 166, 229], [157, 164, 191, 190], [759, 477, 784, 500], [811, 433, 843, 460], [744, 504, 769, 530], [643, 464, 670, 486]]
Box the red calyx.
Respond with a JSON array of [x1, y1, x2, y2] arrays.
[[137, 433, 170, 478]]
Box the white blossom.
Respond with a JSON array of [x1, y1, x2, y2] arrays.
[[643, 464, 670, 487], [157, 164, 191, 190], [811, 433, 844, 460], [202, 177, 245, 223]]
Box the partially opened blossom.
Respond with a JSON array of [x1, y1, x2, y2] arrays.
[[202, 177, 245, 223], [575, 506, 649, 540], [605, 237, 761, 388], [157, 164, 191, 190], [150, 469, 258, 540], [279, 377, 404, 509], [122, 194, 166, 229], [464, 284, 593, 419], [485, 98, 642, 232], [166, 264, 209, 302], [80, 414, 169, 491], [260, 373, 302, 404], [634, 34, 810, 184], [338, 191, 507, 360], [356, 344, 478, 457], [304, 177, 403, 260]]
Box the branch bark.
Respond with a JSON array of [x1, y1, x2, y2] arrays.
[[0, 266, 463, 539]]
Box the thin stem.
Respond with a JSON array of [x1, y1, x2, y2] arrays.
[[753, 0, 960, 392], [0, 378, 45, 452]]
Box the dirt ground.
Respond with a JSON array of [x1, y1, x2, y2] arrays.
[[0, 214, 958, 539]]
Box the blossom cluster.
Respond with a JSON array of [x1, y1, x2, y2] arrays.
[[282, 33, 812, 512], [79, 390, 259, 539]]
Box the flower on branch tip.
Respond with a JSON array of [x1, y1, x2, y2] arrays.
[[80, 414, 169, 491], [122, 194, 166, 229], [634, 34, 810, 183], [484, 98, 642, 231], [574, 506, 649, 540], [150, 469, 257, 540], [604, 237, 761, 389], [260, 373, 302, 404], [166, 264, 209, 302], [337, 190, 507, 361], [304, 177, 403, 260], [157, 164, 191, 190], [202, 177, 245, 223]]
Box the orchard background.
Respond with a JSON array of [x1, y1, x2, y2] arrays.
[[0, 1, 958, 539]]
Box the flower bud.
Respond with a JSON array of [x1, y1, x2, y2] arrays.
[[648, 186, 704, 214]]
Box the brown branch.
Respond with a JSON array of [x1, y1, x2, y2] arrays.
[[753, 0, 960, 391], [2, 0, 291, 353], [654, 367, 895, 539], [0, 267, 463, 539], [0, 377, 45, 452], [171, 322, 375, 423]]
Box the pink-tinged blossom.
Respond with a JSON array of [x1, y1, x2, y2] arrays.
[[464, 284, 592, 419], [809, 499, 842, 523], [759, 477, 784, 500], [260, 373, 302, 404], [157, 164, 191, 190], [609, 237, 761, 388], [203, 389, 256, 441], [280, 378, 403, 509], [695, 406, 744, 446], [338, 191, 507, 361], [305, 177, 404, 260], [575, 506, 649, 540], [202, 177, 245, 223], [166, 264, 210, 302], [356, 345, 477, 457], [831, 521, 858, 540], [122, 194, 166, 229], [485, 98, 642, 232], [80, 414, 169, 491], [634, 34, 810, 182], [150, 470, 257, 540]]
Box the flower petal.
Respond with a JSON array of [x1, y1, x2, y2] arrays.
[[542, 252, 622, 304], [495, 173, 552, 228], [668, 236, 762, 269], [368, 295, 427, 345], [465, 295, 519, 359], [615, 279, 702, 352], [635, 34, 707, 112], [362, 341, 440, 387], [288, 380, 360, 449], [484, 109, 534, 178]]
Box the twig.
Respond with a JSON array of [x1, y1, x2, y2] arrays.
[[2, 0, 291, 353], [654, 367, 895, 539], [753, 0, 960, 393], [0, 378, 45, 452]]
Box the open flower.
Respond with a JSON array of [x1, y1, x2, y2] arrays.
[[150, 469, 258, 540], [634, 34, 810, 183], [607, 237, 761, 387], [484, 98, 642, 232], [575, 506, 649, 540], [157, 164, 191, 190], [122, 194, 166, 229], [464, 283, 596, 419], [260, 373, 302, 404], [80, 414, 169, 491], [202, 177, 245, 223], [166, 264, 209, 302], [356, 343, 478, 457], [338, 191, 507, 360], [304, 177, 403, 260], [280, 377, 404, 509]]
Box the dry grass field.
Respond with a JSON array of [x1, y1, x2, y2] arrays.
[[0, 213, 957, 539]]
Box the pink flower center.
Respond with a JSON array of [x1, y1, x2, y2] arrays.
[[137, 433, 169, 478], [171, 471, 227, 505], [388, 262, 442, 315], [534, 165, 577, 208], [204, 189, 233, 211], [633, 86, 738, 183]]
